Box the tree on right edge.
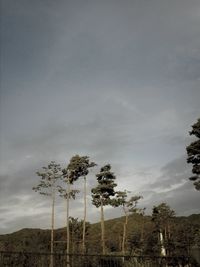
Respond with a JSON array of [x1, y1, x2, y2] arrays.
[[186, 118, 200, 190]]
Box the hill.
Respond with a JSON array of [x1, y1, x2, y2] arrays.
[[0, 214, 200, 256]]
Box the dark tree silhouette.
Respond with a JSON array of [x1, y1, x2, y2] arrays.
[[186, 118, 200, 190], [91, 164, 117, 254]]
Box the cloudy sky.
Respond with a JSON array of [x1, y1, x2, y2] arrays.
[[0, 0, 200, 234]]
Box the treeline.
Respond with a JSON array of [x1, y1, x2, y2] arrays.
[[1, 117, 199, 266], [32, 156, 145, 261], [29, 155, 200, 263], [0, 213, 200, 258]]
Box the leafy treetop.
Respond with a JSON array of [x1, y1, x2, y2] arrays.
[[62, 155, 96, 184], [152, 202, 175, 230], [33, 161, 62, 196], [113, 190, 143, 213], [186, 118, 200, 190], [91, 164, 117, 208]]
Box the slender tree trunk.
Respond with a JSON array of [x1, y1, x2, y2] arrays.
[[164, 226, 167, 240], [50, 189, 55, 267], [159, 230, 166, 256], [140, 215, 145, 255], [71, 228, 74, 267], [82, 176, 86, 254], [100, 198, 105, 255], [122, 207, 128, 255], [66, 180, 70, 267], [168, 222, 170, 239], [141, 216, 144, 242], [119, 235, 122, 251]]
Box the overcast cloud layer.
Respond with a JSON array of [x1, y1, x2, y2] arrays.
[[0, 0, 200, 234]]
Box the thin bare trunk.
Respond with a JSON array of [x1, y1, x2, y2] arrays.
[[159, 230, 166, 256], [164, 226, 167, 240], [168, 222, 170, 239], [141, 216, 144, 242], [100, 198, 105, 255], [50, 189, 55, 267], [122, 207, 128, 255], [119, 235, 122, 251], [66, 180, 70, 267], [82, 176, 86, 254], [71, 230, 74, 266]]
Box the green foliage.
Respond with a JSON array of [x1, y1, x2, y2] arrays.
[[68, 217, 90, 240], [152, 202, 175, 231], [114, 190, 143, 213], [143, 230, 161, 255], [91, 164, 118, 254], [63, 155, 96, 184], [172, 220, 195, 255], [33, 161, 62, 196], [68, 217, 91, 253], [59, 155, 93, 199], [57, 186, 79, 199], [91, 164, 117, 208], [128, 231, 143, 254], [186, 118, 200, 190], [0, 213, 200, 257], [151, 203, 177, 256]]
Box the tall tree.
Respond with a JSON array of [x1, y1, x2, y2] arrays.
[[33, 161, 62, 267], [60, 157, 81, 267], [186, 118, 200, 190], [91, 164, 117, 254], [152, 203, 175, 256], [114, 191, 142, 255], [64, 155, 96, 253]]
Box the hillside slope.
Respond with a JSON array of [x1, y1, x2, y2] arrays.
[[0, 214, 199, 256]]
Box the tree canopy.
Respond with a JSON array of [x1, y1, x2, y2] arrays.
[[33, 161, 62, 196], [186, 118, 200, 190], [91, 164, 117, 208], [152, 202, 175, 230]]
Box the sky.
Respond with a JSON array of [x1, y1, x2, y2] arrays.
[[0, 0, 200, 234]]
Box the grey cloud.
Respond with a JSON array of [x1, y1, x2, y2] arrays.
[[2, 0, 200, 93], [139, 156, 200, 215], [147, 156, 190, 190], [164, 135, 191, 147], [1, 213, 51, 234], [141, 180, 200, 216], [1, 0, 200, 234]]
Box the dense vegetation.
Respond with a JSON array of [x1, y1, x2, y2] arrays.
[[0, 213, 199, 258]]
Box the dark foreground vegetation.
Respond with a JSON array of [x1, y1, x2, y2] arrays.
[[0, 251, 195, 267], [0, 213, 200, 266]]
